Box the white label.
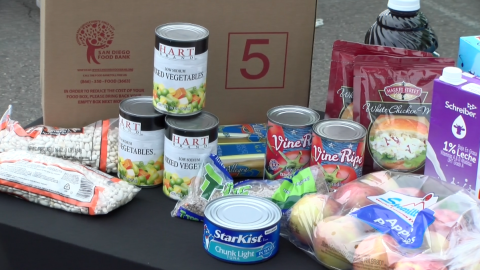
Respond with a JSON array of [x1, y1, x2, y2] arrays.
[[118, 115, 164, 186], [0, 160, 95, 202], [163, 136, 217, 200], [462, 83, 480, 96], [367, 191, 438, 225], [153, 45, 208, 115]]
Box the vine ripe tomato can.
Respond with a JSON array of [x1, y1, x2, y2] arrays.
[[265, 106, 320, 180], [310, 119, 367, 190]]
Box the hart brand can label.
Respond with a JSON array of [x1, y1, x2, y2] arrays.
[[118, 97, 166, 188], [203, 196, 281, 264], [265, 106, 320, 180], [310, 119, 366, 190], [163, 112, 219, 200], [153, 23, 209, 116]]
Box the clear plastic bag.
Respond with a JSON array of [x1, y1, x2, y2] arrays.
[[0, 150, 140, 215], [283, 171, 480, 270], [0, 105, 119, 173], [171, 154, 329, 222]]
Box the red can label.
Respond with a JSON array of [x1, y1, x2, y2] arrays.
[[264, 121, 313, 180], [310, 134, 365, 189]]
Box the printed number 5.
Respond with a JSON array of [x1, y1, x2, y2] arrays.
[[240, 39, 270, 80]]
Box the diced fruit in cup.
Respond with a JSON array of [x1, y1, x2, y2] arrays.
[[154, 83, 206, 113], [120, 158, 162, 186], [173, 185, 182, 194], [183, 177, 191, 185]]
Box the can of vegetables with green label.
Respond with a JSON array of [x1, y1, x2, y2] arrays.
[[163, 112, 219, 200], [153, 22, 209, 116], [118, 97, 166, 188]]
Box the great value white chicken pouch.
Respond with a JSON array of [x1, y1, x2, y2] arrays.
[[352, 56, 455, 174]]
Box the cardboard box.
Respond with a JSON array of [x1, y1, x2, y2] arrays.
[[457, 36, 480, 76], [425, 71, 480, 199], [41, 0, 317, 128]]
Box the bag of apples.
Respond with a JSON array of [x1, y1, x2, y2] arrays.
[[283, 171, 480, 270]]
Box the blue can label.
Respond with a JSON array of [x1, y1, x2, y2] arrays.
[[203, 222, 279, 263]]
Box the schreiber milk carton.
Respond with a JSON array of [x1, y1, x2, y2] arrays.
[[458, 36, 480, 76], [425, 67, 480, 199]]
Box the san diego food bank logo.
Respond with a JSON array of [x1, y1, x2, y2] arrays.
[[76, 20, 130, 64], [384, 82, 422, 102]]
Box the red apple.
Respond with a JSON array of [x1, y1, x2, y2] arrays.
[[360, 171, 400, 192], [289, 194, 341, 245], [333, 182, 385, 210], [353, 234, 403, 270], [313, 215, 373, 270], [423, 230, 450, 255], [430, 209, 462, 237]]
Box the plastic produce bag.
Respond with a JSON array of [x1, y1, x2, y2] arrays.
[[283, 171, 480, 270], [0, 150, 140, 215], [171, 154, 329, 222], [0, 105, 119, 173]]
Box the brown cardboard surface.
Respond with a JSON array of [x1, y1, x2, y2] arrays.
[[41, 0, 316, 128]]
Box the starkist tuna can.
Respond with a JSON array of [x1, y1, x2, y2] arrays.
[[310, 119, 366, 190], [118, 97, 166, 188], [163, 112, 219, 200], [153, 23, 209, 116], [265, 105, 320, 180], [203, 195, 282, 264]]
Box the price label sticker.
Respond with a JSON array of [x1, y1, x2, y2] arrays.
[[225, 32, 288, 89]]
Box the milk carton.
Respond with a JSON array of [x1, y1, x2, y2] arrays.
[[458, 36, 480, 76], [425, 67, 480, 199]]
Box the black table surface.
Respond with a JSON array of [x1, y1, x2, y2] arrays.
[[0, 115, 326, 270]]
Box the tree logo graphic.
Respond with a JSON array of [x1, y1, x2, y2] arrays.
[[76, 20, 115, 64]]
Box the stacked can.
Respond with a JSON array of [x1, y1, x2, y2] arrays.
[[150, 22, 220, 199], [163, 112, 219, 200], [153, 23, 209, 116], [117, 97, 166, 188], [264, 106, 320, 180]]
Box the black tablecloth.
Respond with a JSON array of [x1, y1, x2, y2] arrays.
[[0, 115, 327, 270]]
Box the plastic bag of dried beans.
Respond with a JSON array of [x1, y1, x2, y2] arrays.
[[0, 150, 140, 215], [171, 154, 329, 222], [0, 105, 119, 173]]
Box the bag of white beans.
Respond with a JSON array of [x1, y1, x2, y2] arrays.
[[0, 105, 119, 173], [0, 150, 140, 215]]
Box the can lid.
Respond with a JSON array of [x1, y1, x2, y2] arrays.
[[155, 23, 209, 42], [267, 105, 320, 127], [314, 119, 366, 142], [120, 97, 164, 119], [165, 111, 219, 132], [119, 97, 165, 131], [204, 195, 282, 231]]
